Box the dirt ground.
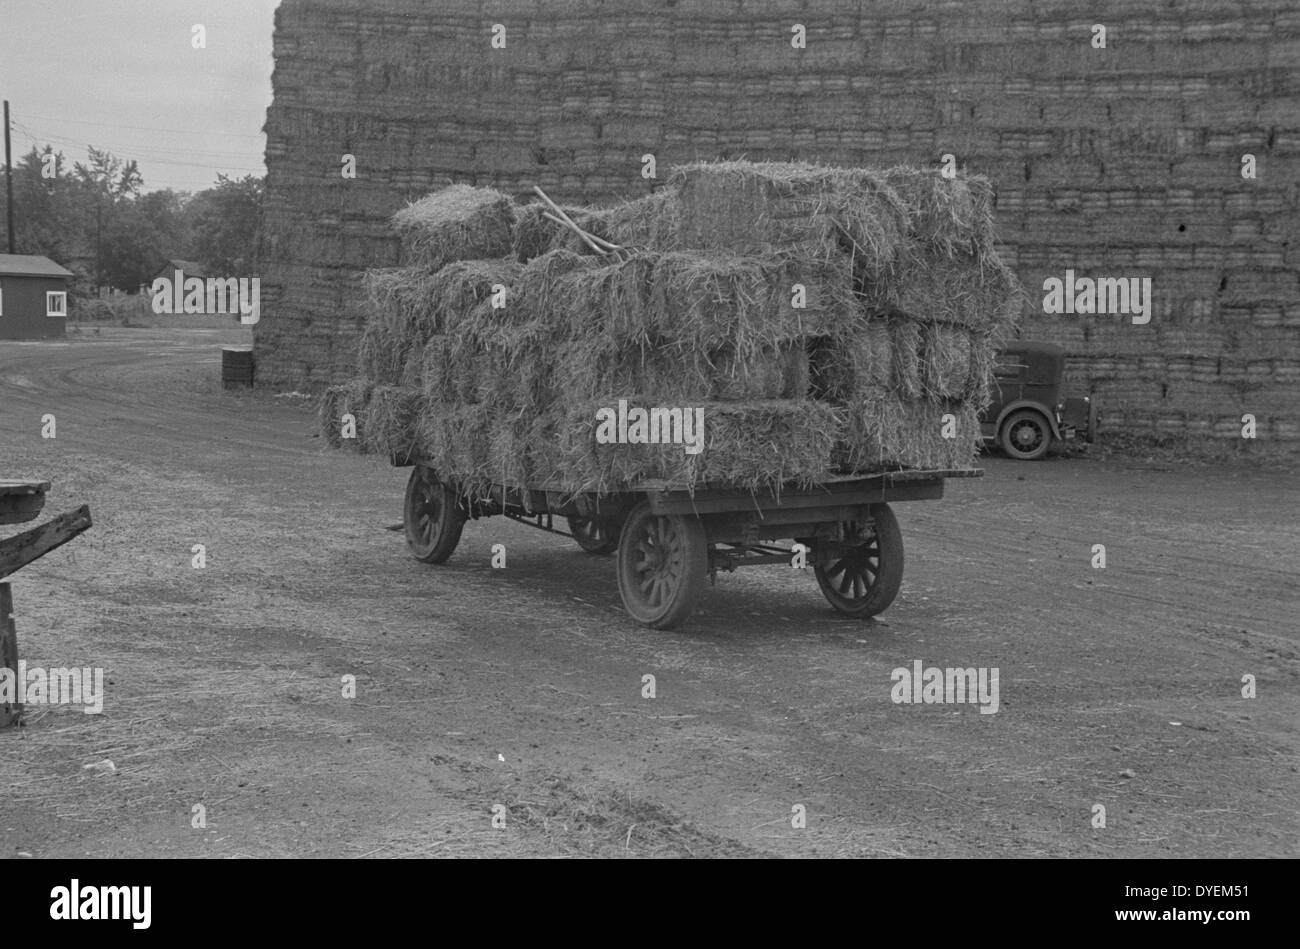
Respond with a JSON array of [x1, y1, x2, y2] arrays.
[[1, 324, 1296, 858]]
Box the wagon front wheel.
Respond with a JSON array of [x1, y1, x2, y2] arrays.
[[567, 515, 619, 555], [403, 467, 465, 563], [616, 502, 707, 629], [814, 503, 904, 618]]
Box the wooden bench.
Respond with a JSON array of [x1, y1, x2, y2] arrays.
[[1, 481, 92, 726]]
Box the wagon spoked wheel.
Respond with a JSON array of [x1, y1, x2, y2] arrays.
[[567, 515, 619, 555], [403, 467, 465, 564], [1000, 409, 1052, 461], [616, 502, 707, 629], [814, 503, 904, 618]]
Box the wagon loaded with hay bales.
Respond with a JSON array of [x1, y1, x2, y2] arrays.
[[322, 162, 1021, 628]]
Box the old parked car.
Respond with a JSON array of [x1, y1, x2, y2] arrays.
[[980, 341, 1095, 460]]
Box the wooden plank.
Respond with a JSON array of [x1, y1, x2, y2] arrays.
[[0, 505, 93, 581], [0, 583, 19, 727], [649, 481, 944, 515], [393, 468, 980, 507]]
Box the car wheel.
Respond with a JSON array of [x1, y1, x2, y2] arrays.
[[1000, 410, 1052, 461]]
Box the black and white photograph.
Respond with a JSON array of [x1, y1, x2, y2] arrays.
[[0, 0, 1293, 905]]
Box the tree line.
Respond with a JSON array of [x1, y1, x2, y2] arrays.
[[0, 144, 262, 295]]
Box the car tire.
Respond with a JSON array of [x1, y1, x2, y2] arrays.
[[1000, 409, 1052, 461]]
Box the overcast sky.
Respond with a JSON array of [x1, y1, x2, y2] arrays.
[[0, 0, 277, 193]]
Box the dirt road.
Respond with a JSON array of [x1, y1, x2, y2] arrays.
[[1, 326, 1296, 857]]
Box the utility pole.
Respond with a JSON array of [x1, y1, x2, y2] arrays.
[[4, 100, 14, 253]]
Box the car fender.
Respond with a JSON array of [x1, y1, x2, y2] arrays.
[[995, 400, 1061, 441]]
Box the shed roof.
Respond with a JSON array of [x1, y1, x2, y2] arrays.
[[0, 254, 75, 278], [155, 258, 207, 277]]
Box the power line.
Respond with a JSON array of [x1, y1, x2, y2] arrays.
[[16, 121, 263, 161], [12, 123, 263, 173], [17, 111, 265, 140]]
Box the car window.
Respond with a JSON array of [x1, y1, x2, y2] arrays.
[[994, 355, 1026, 377]]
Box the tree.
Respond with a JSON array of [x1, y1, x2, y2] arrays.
[[184, 174, 262, 276], [0, 146, 82, 264], [72, 146, 146, 289], [188, 173, 263, 275], [0, 140, 264, 292], [99, 201, 168, 290]]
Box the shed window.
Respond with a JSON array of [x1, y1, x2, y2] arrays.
[[46, 291, 67, 317]]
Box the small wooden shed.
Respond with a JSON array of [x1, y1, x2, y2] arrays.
[[0, 254, 73, 340], [148, 258, 206, 287]]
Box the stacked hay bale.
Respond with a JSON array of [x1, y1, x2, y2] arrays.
[[322, 161, 1021, 494]]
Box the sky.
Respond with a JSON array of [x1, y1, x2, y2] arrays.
[[0, 0, 278, 194]]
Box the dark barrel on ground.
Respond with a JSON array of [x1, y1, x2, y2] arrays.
[[221, 347, 255, 389]]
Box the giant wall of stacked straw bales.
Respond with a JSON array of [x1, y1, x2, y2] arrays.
[[259, 0, 1300, 440]]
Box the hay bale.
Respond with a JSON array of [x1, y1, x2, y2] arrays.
[[553, 335, 809, 408], [965, 333, 999, 411], [319, 379, 373, 449], [363, 267, 439, 335], [358, 258, 520, 387], [780, 343, 812, 399], [670, 160, 847, 256], [669, 161, 911, 278], [511, 203, 557, 261], [587, 189, 681, 250], [417, 402, 493, 486], [360, 385, 423, 458], [554, 398, 839, 494], [512, 202, 593, 261], [650, 251, 858, 348], [360, 268, 437, 386], [417, 334, 455, 404], [669, 162, 1015, 325], [837, 395, 982, 473], [808, 320, 893, 402], [523, 192, 681, 258], [485, 417, 531, 488], [891, 321, 924, 400], [521, 247, 857, 351], [881, 167, 996, 258], [711, 343, 805, 401], [696, 400, 839, 489], [538, 250, 856, 409], [356, 315, 407, 386], [514, 249, 602, 328], [863, 251, 1023, 331], [393, 184, 516, 271], [428, 258, 522, 333], [443, 296, 538, 403], [920, 324, 974, 400]]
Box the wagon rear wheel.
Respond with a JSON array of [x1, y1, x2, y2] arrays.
[[567, 515, 619, 555], [814, 503, 903, 618], [616, 502, 707, 629], [403, 466, 465, 564]]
